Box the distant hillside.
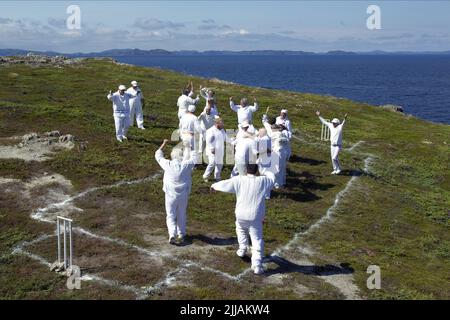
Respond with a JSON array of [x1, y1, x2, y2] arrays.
[[1, 48, 450, 57]]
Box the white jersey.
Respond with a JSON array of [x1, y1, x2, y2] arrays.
[[177, 94, 199, 117], [211, 172, 275, 221], [107, 91, 135, 116], [155, 149, 196, 197], [319, 116, 345, 146], [230, 101, 259, 124], [179, 113, 200, 134], [126, 87, 143, 109], [205, 126, 226, 155]]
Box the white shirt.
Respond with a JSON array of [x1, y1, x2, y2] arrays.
[[276, 116, 292, 139], [235, 137, 257, 164], [211, 172, 275, 221], [155, 149, 197, 197], [107, 91, 136, 116], [206, 126, 226, 155], [319, 117, 345, 146], [230, 101, 259, 124], [262, 120, 290, 151], [256, 135, 272, 167], [198, 108, 218, 132], [179, 113, 201, 134], [177, 94, 199, 115], [126, 87, 144, 108]]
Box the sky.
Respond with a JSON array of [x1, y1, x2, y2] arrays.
[[0, 1, 449, 52]]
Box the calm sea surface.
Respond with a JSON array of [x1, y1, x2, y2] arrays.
[[114, 54, 450, 124]]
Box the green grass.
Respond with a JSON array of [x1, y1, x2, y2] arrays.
[[0, 58, 448, 299]]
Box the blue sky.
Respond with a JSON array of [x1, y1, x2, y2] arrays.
[[1, 1, 449, 52]]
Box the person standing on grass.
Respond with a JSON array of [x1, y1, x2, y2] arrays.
[[198, 101, 219, 154], [126, 80, 145, 130], [203, 117, 226, 182], [316, 110, 348, 175], [155, 139, 197, 245], [179, 104, 201, 158], [211, 163, 275, 275], [275, 109, 292, 159], [230, 120, 257, 177], [262, 114, 290, 189], [107, 85, 137, 142]]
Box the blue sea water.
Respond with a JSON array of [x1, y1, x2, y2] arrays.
[[114, 54, 450, 124]]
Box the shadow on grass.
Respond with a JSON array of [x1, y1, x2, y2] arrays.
[[265, 255, 354, 277], [289, 155, 326, 166], [274, 169, 335, 202], [178, 234, 237, 247]]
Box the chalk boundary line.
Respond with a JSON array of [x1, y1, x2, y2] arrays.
[[9, 138, 374, 300]]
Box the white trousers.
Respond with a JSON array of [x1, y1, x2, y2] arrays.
[[165, 192, 188, 238], [272, 149, 288, 187], [113, 114, 129, 139], [129, 103, 144, 128], [203, 151, 223, 180], [235, 219, 264, 268], [331, 145, 342, 171]]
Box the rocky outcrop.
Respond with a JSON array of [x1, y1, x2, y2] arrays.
[[380, 104, 405, 113]]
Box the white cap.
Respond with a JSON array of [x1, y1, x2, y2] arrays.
[[188, 105, 196, 113], [281, 109, 288, 114], [118, 85, 126, 91], [240, 120, 250, 128], [131, 81, 138, 86], [331, 118, 340, 124]]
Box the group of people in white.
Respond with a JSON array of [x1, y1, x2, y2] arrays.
[[107, 82, 347, 275], [107, 81, 145, 142]]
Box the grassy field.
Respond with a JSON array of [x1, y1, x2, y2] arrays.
[[0, 58, 448, 300]]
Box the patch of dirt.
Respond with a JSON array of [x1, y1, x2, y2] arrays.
[[0, 131, 75, 162]]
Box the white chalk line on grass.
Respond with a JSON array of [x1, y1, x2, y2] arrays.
[[13, 137, 374, 298], [12, 243, 189, 300], [14, 170, 240, 298], [235, 140, 375, 300]]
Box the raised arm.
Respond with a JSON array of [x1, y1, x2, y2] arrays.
[[262, 114, 273, 137], [155, 140, 171, 171], [107, 90, 114, 101], [200, 87, 209, 100], [249, 97, 259, 112], [229, 97, 239, 112], [341, 114, 348, 127]]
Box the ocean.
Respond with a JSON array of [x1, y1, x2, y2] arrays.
[[113, 54, 450, 124]]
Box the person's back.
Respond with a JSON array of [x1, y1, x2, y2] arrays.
[[180, 113, 199, 134], [232, 174, 274, 221], [235, 136, 257, 164], [155, 148, 196, 196]]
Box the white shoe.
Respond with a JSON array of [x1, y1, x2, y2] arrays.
[[274, 184, 280, 189], [236, 248, 247, 258], [122, 136, 128, 140], [138, 127, 145, 130], [117, 138, 123, 143], [253, 266, 264, 275], [331, 171, 337, 175], [203, 178, 209, 183], [335, 170, 341, 175]]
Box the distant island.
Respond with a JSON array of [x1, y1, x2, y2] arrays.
[[1, 48, 450, 57]]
